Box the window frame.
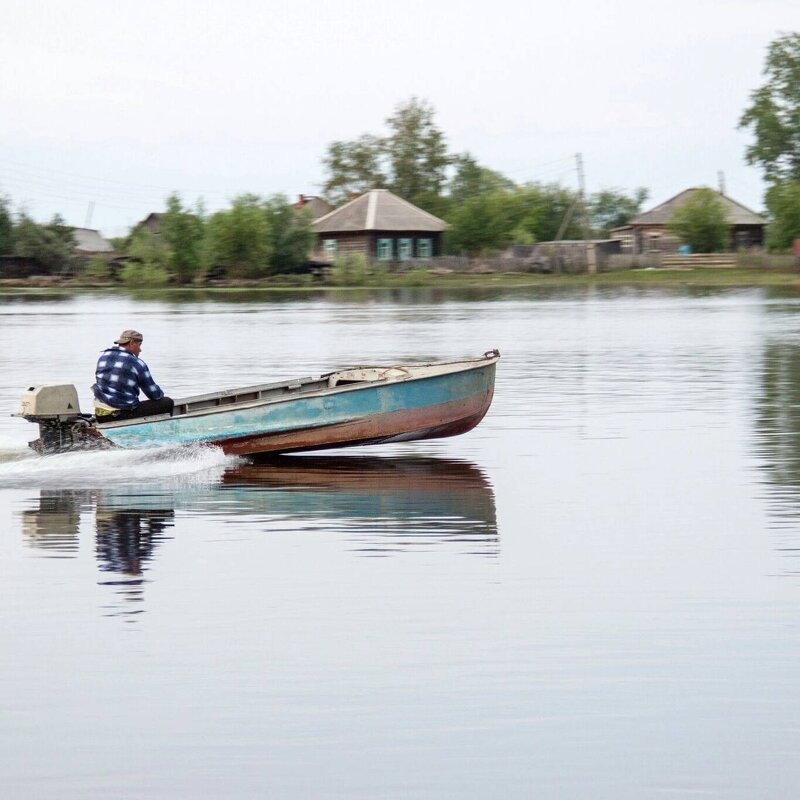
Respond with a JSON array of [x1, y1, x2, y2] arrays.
[[377, 238, 394, 261]]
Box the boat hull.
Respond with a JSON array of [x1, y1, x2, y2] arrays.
[[97, 354, 497, 456]]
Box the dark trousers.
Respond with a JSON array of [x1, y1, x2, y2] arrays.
[[113, 397, 174, 421]]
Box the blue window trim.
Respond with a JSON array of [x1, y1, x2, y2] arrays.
[[417, 238, 433, 257], [398, 238, 412, 261], [377, 238, 393, 261]]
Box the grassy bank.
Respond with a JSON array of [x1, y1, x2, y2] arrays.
[[2, 267, 800, 294]]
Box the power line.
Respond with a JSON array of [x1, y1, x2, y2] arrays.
[[0, 156, 219, 195]]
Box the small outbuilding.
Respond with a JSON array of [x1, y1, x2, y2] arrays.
[[70, 227, 114, 255], [612, 188, 766, 254], [136, 213, 163, 235], [312, 189, 447, 263]]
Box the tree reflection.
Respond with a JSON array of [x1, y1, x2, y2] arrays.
[[754, 340, 800, 575]]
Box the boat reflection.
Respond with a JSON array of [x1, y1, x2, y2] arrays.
[[20, 489, 88, 556], [19, 455, 497, 615]]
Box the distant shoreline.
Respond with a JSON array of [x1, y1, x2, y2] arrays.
[[2, 268, 800, 293]]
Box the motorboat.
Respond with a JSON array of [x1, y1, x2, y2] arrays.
[[15, 350, 499, 456]]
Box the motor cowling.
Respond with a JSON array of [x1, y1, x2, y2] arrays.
[[17, 384, 82, 419], [15, 384, 112, 455]]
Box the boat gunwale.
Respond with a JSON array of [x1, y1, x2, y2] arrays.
[[95, 353, 499, 430]]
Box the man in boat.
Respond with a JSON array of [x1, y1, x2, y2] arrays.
[[92, 329, 174, 421]]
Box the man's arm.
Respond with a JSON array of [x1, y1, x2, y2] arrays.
[[135, 360, 165, 401]]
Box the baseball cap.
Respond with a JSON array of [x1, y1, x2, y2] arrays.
[[114, 329, 143, 344]]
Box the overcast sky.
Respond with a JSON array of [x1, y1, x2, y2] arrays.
[[1, 0, 795, 236]]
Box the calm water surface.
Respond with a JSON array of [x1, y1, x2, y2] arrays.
[[2, 287, 800, 798]]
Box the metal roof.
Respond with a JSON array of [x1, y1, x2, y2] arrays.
[[313, 189, 447, 233], [629, 188, 765, 226], [71, 227, 114, 253]]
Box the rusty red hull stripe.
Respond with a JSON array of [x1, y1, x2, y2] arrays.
[[218, 388, 494, 456]]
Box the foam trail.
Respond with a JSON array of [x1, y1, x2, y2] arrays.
[[0, 443, 240, 489]]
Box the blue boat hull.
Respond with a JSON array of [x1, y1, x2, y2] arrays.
[[98, 355, 498, 456]]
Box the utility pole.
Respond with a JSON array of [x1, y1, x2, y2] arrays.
[[576, 153, 596, 274], [717, 171, 726, 196], [84, 201, 95, 229]]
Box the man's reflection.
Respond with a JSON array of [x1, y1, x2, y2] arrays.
[[20, 489, 175, 616], [95, 509, 174, 576], [95, 508, 174, 616]]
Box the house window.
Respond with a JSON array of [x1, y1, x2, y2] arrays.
[[323, 239, 338, 259], [377, 238, 393, 261], [398, 238, 412, 261], [617, 233, 634, 253], [417, 238, 433, 258]]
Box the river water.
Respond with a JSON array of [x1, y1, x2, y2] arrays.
[[1, 286, 800, 798]]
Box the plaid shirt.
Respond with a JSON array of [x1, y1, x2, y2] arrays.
[[92, 346, 165, 409]]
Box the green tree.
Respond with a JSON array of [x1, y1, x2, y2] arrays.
[[385, 97, 452, 204], [590, 187, 649, 237], [509, 183, 582, 243], [205, 194, 272, 278], [444, 183, 583, 256], [444, 190, 514, 255], [764, 180, 800, 250], [322, 135, 386, 206], [667, 188, 730, 252], [160, 192, 205, 283], [739, 33, 800, 183], [321, 98, 453, 209], [13, 214, 76, 273], [448, 154, 513, 205], [124, 227, 170, 285], [262, 194, 316, 274], [0, 193, 14, 255]]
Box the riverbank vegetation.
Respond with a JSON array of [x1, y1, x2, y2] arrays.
[[739, 32, 800, 250]]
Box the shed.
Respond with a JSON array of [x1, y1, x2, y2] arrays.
[[71, 227, 114, 255], [136, 213, 163, 235], [312, 189, 447, 263]]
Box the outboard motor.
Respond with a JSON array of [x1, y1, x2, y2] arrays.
[[15, 385, 112, 455]]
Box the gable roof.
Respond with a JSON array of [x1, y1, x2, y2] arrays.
[[630, 188, 765, 226], [313, 189, 447, 233], [71, 227, 114, 253]]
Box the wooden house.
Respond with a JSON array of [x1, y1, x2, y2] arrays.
[[612, 188, 766, 254], [136, 213, 163, 235], [312, 189, 447, 263]]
